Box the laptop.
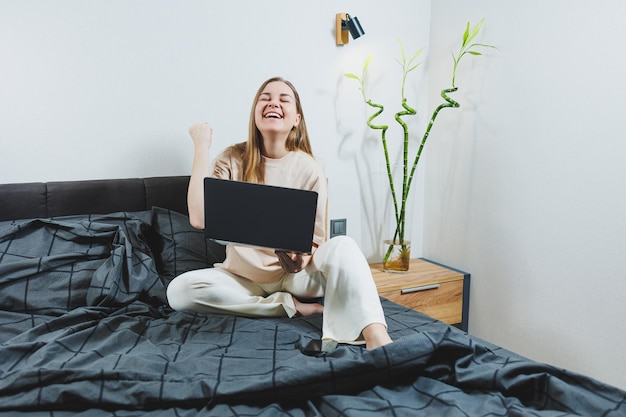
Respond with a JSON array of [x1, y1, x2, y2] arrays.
[[203, 177, 319, 253]]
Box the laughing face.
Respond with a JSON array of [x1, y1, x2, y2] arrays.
[[254, 81, 302, 139]]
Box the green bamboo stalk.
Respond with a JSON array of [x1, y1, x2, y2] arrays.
[[405, 87, 459, 196], [393, 98, 416, 244], [345, 63, 402, 246], [345, 20, 494, 267], [389, 42, 421, 257], [367, 100, 406, 266], [365, 99, 400, 232]]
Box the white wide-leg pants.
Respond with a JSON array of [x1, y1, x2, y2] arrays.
[[166, 236, 386, 344]]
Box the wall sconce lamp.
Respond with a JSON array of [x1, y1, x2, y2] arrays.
[[336, 13, 365, 45]]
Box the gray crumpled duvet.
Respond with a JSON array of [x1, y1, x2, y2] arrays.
[[0, 210, 623, 416]]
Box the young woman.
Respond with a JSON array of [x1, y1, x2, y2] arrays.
[[166, 77, 392, 350]]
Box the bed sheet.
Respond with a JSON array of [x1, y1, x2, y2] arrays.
[[0, 210, 624, 416]]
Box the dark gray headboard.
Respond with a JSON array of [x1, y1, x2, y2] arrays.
[[0, 176, 190, 221]]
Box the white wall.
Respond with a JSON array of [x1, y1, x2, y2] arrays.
[[0, 0, 431, 260], [426, 1, 626, 390]]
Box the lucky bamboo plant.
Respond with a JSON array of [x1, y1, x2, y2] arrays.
[[345, 19, 494, 270]]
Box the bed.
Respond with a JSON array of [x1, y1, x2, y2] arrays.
[[0, 176, 624, 417]]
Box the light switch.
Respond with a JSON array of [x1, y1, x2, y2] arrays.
[[330, 218, 347, 238]]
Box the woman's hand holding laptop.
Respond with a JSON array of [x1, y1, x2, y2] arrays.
[[276, 243, 317, 273]]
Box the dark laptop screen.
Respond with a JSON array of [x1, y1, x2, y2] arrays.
[[203, 178, 318, 253]]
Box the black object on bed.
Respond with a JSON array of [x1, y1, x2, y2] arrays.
[[0, 176, 624, 416]]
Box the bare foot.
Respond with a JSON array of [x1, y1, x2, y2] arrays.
[[362, 323, 393, 350], [293, 296, 324, 316]]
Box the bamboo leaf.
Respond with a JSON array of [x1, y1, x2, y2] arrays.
[[471, 42, 497, 50], [468, 51, 482, 56], [463, 19, 486, 51], [408, 63, 421, 73], [398, 39, 406, 63], [344, 73, 360, 80], [409, 48, 424, 65], [466, 20, 483, 45], [473, 19, 485, 35], [363, 55, 373, 71], [462, 21, 470, 47]]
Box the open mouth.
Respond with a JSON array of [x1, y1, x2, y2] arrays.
[[263, 110, 283, 119]]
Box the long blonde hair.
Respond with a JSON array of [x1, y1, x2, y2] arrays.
[[232, 77, 313, 183]]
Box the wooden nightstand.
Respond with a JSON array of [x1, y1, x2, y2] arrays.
[[370, 258, 470, 331]]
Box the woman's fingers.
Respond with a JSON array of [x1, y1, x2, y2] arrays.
[[276, 251, 302, 273]]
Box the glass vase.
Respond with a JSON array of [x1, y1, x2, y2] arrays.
[[382, 239, 411, 272], [379, 164, 417, 273]]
